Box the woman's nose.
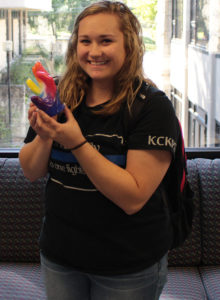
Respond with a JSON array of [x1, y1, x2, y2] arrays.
[[89, 42, 102, 57]]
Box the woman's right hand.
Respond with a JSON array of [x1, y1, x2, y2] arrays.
[[28, 102, 57, 141]]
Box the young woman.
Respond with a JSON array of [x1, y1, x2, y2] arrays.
[[19, 1, 180, 299]]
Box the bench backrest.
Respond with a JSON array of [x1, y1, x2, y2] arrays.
[[0, 158, 220, 266]]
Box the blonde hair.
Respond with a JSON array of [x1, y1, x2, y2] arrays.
[[58, 1, 147, 114]]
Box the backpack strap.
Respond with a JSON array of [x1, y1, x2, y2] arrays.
[[123, 82, 156, 135]]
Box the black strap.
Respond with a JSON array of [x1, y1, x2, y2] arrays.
[[123, 82, 155, 136]]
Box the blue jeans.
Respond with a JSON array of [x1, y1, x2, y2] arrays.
[[40, 252, 168, 300]]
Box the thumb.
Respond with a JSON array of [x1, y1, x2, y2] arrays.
[[38, 109, 57, 128], [64, 105, 74, 122]]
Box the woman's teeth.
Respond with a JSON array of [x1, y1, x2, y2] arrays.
[[90, 61, 106, 65]]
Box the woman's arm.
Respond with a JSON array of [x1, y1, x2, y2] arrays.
[[72, 144, 171, 215], [32, 107, 171, 214], [19, 104, 53, 182], [19, 136, 52, 182]]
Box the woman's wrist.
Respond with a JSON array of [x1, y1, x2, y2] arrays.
[[67, 139, 88, 151], [36, 134, 53, 144]]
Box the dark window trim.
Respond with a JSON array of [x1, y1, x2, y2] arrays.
[[0, 149, 20, 158], [186, 148, 220, 159], [1, 148, 220, 159]]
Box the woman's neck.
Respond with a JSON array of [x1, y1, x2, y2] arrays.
[[86, 81, 113, 107]]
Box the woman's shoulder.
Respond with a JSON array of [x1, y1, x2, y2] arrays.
[[133, 81, 174, 114], [136, 81, 168, 101]]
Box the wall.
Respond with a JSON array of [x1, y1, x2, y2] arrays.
[[170, 42, 220, 147], [170, 40, 185, 93], [187, 47, 220, 124], [187, 47, 210, 112]]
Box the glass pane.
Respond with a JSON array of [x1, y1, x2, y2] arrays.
[[196, 0, 209, 46], [172, 0, 183, 39], [0, 3, 94, 148], [176, 0, 183, 38], [0, 0, 158, 149], [0, 0, 219, 149]]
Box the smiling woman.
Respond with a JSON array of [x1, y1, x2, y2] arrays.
[[2, 1, 220, 300], [18, 1, 178, 299], [77, 13, 126, 100]]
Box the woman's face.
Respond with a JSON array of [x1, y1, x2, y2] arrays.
[[77, 13, 126, 86]]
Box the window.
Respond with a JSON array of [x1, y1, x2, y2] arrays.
[[190, 0, 209, 47], [170, 87, 182, 121], [169, 0, 220, 148], [188, 101, 207, 147], [0, 0, 157, 149], [216, 121, 220, 147], [171, 89, 208, 148], [12, 10, 21, 57], [0, 0, 219, 152], [0, 9, 5, 19], [172, 0, 183, 39]]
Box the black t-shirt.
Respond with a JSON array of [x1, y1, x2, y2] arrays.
[[24, 83, 180, 275]]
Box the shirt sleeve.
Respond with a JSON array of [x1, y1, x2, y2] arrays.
[[24, 126, 37, 143], [127, 89, 180, 156]]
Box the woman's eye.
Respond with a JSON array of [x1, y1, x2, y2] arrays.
[[80, 39, 90, 44], [102, 39, 112, 44]]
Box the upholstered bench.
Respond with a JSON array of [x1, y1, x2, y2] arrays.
[[162, 158, 220, 300], [0, 158, 220, 300]]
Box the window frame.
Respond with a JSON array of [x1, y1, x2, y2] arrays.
[[188, 101, 207, 148], [1, 148, 220, 160], [172, 0, 183, 39]]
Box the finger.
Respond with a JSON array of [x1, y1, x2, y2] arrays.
[[37, 109, 53, 123], [64, 105, 74, 121], [33, 113, 51, 139], [29, 102, 35, 108], [28, 106, 38, 120], [35, 112, 51, 133], [37, 109, 59, 131], [29, 111, 37, 128]]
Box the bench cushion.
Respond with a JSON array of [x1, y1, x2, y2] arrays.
[[161, 267, 207, 300], [0, 263, 46, 300], [0, 158, 46, 262], [197, 159, 220, 265], [199, 266, 220, 300]]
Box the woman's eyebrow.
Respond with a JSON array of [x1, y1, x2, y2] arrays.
[[78, 34, 115, 38], [78, 35, 89, 38]]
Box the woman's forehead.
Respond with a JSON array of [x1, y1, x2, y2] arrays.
[[78, 13, 121, 35]]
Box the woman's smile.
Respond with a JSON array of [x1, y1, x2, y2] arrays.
[[89, 61, 108, 65]]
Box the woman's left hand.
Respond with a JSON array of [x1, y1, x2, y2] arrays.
[[35, 106, 85, 149]]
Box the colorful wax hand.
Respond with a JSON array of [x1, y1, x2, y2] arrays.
[[26, 62, 64, 116]]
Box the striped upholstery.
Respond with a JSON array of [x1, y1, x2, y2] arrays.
[[199, 266, 220, 300], [0, 263, 46, 300], [160, 267, 207, 300]]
